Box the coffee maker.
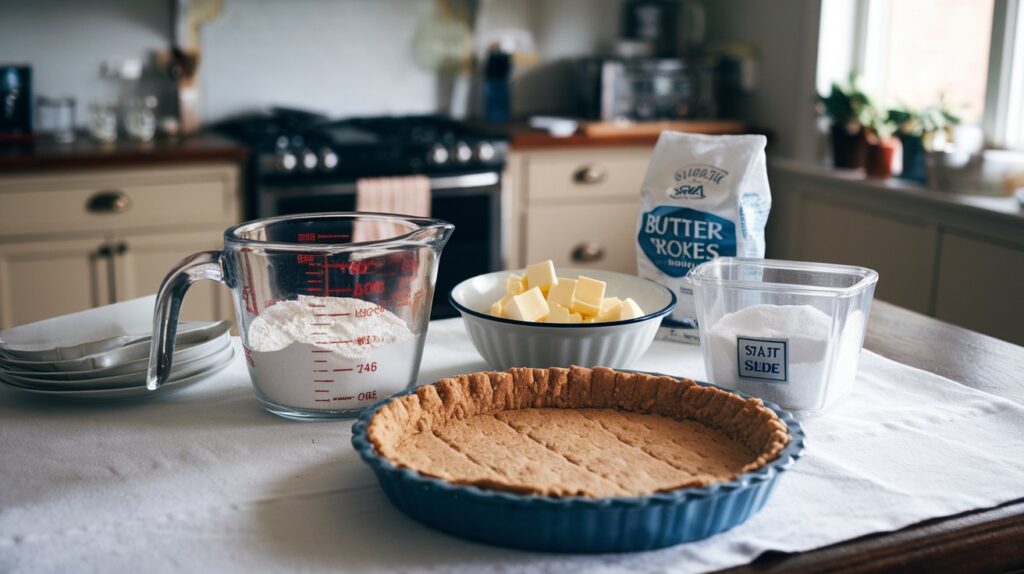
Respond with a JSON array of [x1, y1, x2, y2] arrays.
[[576, 0, 715, 122]]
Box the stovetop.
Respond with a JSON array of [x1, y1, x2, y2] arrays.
[[214, 108, 507, 180]]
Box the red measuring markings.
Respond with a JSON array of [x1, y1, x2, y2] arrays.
[[296, 232, 351, 242], [332, 396, 355, 402]]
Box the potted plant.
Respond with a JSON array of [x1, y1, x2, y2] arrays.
[[863, 104, 899, 179], [889, 100, 960, 183], [818, 73, 872, 169]]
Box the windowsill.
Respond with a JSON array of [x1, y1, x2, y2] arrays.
[[768, 158, 1024, 228]]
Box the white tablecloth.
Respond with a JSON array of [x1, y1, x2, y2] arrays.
[[3, 318, 1024, 574]]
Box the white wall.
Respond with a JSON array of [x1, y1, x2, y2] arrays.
[[0, 0, 173, 126], [0, 0, 617, 125], [199, 0, 440, 121]]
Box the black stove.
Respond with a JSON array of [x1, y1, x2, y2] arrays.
[[214, 108, 507, 319], [215, 108, 507, 184]]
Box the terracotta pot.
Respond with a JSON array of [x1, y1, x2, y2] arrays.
[[830, 123, 868, 169], [866, 139, 898, 179]]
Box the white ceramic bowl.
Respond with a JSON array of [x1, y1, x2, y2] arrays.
[[449, 268, 676, 370]]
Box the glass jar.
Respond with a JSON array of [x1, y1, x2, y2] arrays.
[[124, 96, 157, 143], [36, 96, 76, 143], [88, 101, 119, 143]]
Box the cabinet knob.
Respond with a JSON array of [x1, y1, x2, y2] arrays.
[[571, 242, 606, 263], [86, 190, 131, 214], [573, 164, 607, 185]]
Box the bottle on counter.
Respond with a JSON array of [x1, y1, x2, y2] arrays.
[[483, 44, 511, 123]]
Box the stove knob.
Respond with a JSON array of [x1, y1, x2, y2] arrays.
[[475, 141, 496, 162], [320, 148, 338, 171], [275, 135, 290, 150], [454, 141, 473, 163], [428, 143, 449, 165], [300, 149, 318, 171], [275, 151, 298, 173]]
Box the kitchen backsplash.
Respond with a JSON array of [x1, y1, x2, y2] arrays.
[[0, 0, 622, 126]]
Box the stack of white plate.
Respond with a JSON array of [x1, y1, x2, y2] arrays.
[[0, 321, 233, 399]]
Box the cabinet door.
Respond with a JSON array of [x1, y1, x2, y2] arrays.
[[0, 238, 111, 328], [797, 197, 936, 314], [114, 231, 232, 323], [934, 232, 1024, 345], [525, 200, 639, 273]]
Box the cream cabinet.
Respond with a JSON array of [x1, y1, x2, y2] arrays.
[[507, 146, 650, 273], [795, 197, 937, 314], [934, 232, 1024, 344], [0, 164, 240, 328], [768, 160, 1024, 345]]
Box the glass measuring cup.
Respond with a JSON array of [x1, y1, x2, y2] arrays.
[[147, 213, 454, 420]]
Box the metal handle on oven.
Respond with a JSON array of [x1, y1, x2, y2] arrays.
[[265, 172, 500, 201]]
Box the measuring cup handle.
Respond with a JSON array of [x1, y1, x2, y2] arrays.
[[146, 251, 225, 390]]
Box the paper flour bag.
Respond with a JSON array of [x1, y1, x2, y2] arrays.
[[636, 132, 771, 342]]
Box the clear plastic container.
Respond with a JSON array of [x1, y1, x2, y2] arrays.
[[689, 257, 878, 415]]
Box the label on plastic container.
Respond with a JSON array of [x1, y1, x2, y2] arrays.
[[736, 336, 788, 383]]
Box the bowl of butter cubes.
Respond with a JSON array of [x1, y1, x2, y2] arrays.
[[449, 261, 676, 369]]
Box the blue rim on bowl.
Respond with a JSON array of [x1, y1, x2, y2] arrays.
[[448, 271, 678, 329], [351, 375, 806, 553]]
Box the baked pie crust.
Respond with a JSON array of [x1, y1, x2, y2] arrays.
[[368, 366, 790, 498]]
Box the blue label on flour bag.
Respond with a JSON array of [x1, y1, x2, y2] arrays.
[[637, 205, 737, 278], [737, 337, 788, 383]]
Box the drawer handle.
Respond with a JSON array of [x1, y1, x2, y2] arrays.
[[571, 242, 606, 263], [86, 190, 132, 214], [573, 164, 607, 185]]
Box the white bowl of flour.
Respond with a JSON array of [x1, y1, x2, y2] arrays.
[[690, 258, 878, 414]]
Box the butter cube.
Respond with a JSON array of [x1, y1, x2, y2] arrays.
[[619, 298, 645, 320], [506, 274, 525, 296], [525, 260, 558, 293], [505, 287, 549, 322], [572, 275, 606, 317], [489, 294, 515, 318], [546, 302, 581, 324], [595, 297, 623, 322], [546, 278, 576, 309]]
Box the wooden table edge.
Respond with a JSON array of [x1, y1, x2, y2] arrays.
[[720, 300, 1024, 573]]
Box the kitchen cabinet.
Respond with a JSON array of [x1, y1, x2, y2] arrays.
[[934, 232, 1024, 345], [507, 146, 650, 272], [795, 197, 936, 313], [769, 159, 1024, 345], [0, 237, 111, 326], [0, 164, 240, 328]]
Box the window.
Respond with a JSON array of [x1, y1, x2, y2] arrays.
[[817, 0, 1024, 148]]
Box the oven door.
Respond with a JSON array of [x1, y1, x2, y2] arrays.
[[262, 172, 502, 319]]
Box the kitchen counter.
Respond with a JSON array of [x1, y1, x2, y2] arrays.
[[0, 133, 248, 172], [483, 120, 749, 150], [770, 158, 1024, 229]]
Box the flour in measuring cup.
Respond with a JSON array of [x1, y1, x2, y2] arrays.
[[245, 296, 419, 411], [247, 295, 413, 357]]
